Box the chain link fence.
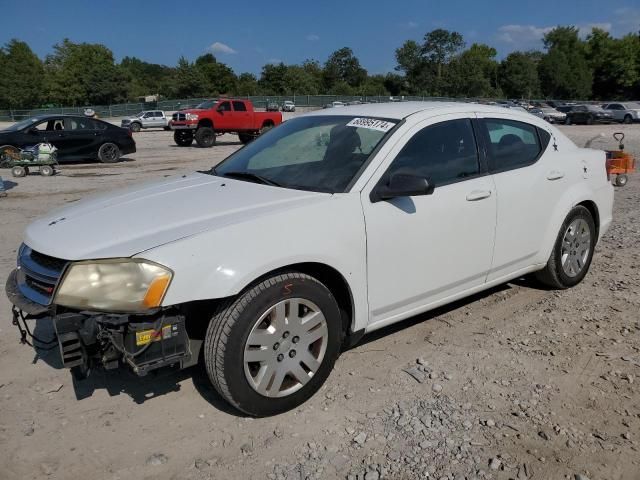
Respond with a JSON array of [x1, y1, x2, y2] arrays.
[[0, 95, 462, 122]]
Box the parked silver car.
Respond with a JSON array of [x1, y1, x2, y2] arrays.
[[121, 111, 170, 132], [602, 102, 640, 124], [282, 101, 296, 112]]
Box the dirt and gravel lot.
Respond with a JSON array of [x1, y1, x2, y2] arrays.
[[0, 120, 639, 480]]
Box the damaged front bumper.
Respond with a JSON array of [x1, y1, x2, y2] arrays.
[[6, 269, 196, 378]]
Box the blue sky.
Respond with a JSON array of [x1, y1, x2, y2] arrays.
[[2, 0, 639, 74]]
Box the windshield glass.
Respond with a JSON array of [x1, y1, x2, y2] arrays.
[[213, 115, 397, 193], [135, 112, 144, 117], [2, 117, 38, 132], [196, 100, 218, 109]]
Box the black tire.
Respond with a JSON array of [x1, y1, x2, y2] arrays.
[[40, 165, 55, 177], [130, 122, 141, 132], [204, 272, 343, 417], [586, 116, 594, 125], [174, 130, 193, 147], [260, 122, 274, 135], [195, 127, 216, 148], [615, 174, 628, 187], [623, 115, 632, 125], [164, 126, 171, 131], [238, 133, 254, 144], [535, 205, 596, 289], [565, 116, 571, 125], [98, 142, 121, 163], [11, 165, 26, 177]]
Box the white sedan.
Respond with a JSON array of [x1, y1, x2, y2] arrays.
[[6, 102, 613, 416]]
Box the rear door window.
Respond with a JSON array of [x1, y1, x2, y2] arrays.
[[232, 101, 247, 112], [479, 119, 542, 173]]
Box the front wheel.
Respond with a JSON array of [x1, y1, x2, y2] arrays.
[[586, 116, 594, 125], [195, 127, 216, 148], [565, 116, 571, 125], [98, 142, 121, 163], [535, 206, 596, 289], [130, 122, 141, 132], [11, 165, 27, 177], [40, 165, 55, 177], [174, 130, 193, 147], [204, 272, 343, 416]]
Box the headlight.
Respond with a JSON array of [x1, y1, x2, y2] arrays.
[[55, 259, 173, 312], [186, 113, 199, 121]]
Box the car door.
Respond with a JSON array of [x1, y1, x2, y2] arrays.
[[151, 111, 164, 127], [474, 114, 562, 281], [20, 118, 72, 157], [63, 117, 102, 159], [362, 114, 497, 327], [215, 100, 234, 130], [232, 101, 251, 131]]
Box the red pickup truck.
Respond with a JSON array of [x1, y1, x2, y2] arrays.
[[169, 99, 283, 147]]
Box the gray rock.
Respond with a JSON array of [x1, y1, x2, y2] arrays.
[[146, 453, 168, 466], [575, 475, 591, 480], [489, 458, 501, 470], [365, 471, 379, 480], [354, 432, 367, 445], [432, 383, 443, 393], [404, 366, 426, 383]]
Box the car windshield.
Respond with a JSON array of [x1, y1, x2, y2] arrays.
[[196, 100, 218, 109], [2, 117, 38, 131], [135, 112, 145, 117], [211, 115, 397, 193]]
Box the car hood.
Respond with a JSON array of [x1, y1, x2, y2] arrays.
[[24, 173, 327, 260]]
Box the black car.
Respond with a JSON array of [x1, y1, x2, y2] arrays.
[[565, 105, 614, 125], [0, 115, 136, 163]]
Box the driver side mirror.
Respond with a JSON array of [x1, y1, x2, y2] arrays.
[[370, 173, 434, 203], [216, 106, 224, 114]]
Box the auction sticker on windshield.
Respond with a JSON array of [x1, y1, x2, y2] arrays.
[[346, 118, 396, 132]]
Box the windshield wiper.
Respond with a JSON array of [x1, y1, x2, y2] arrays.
[[220, 171, 282, 187]]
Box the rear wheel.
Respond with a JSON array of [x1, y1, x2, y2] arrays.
[[40, 165, 55, 177], [174, 130, 193, 147], [260, 122, 274, 135], [535, 206, 596, 289], [623, 115, 632, 124], [11, 165, 26, 177], [238, 133, 254, 144], [130, 122, 141, 132], [565, 116, 571, 125], [615, 174, 628, 187], [204, 272, 343, 416], [195, 127, 216, 148], [98, 142, 121, 163], [586, 116, 594, 125]]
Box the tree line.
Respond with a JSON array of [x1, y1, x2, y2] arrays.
[[0, 26, 638, 109]]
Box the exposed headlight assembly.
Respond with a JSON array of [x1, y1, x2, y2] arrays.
[[55, 259, 173, 313], [185, 113, 199, 121]]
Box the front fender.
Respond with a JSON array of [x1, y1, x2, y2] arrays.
[[139, 194, 369, 332]]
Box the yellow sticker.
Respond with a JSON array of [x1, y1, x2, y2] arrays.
[[135, 325, 171, 346]]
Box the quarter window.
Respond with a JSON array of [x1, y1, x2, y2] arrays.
[[480, 119, 542, 172], [385, 119, 480, 186]]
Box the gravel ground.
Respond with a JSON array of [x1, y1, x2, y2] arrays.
[[0, 120, 639, 480]]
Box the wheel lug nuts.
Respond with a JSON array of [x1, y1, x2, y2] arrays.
[[273, 342, 280, 350], [292, 336, 299, 344], [277, 354, 284, 362], [282, 331, 290, 339], [289, 350, 297, 358]]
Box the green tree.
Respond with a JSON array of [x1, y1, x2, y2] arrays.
[[323, 47, 367, 90], [170, 57, 206, 98], [0, 40, 44, 108], [120, 56, 174, 100], [259, 62, 289, 94], [395, 40, 429, 94], [194, 53, 237, 95], [499, 51, 541, 99], [448, 43, 499, 97], [237, 72, 259, 96], [45, 39, 127, 105], [538, 27, 592, 99], [422, 29, 465, 95]]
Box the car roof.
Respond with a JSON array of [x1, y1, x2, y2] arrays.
[[304, 101, 537, 121]]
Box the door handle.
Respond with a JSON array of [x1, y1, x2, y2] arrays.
[[466, 190, 492, 201], [547, 170, 565, 180]]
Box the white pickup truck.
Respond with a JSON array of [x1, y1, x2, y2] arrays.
[[120, 110, 171, 132]]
